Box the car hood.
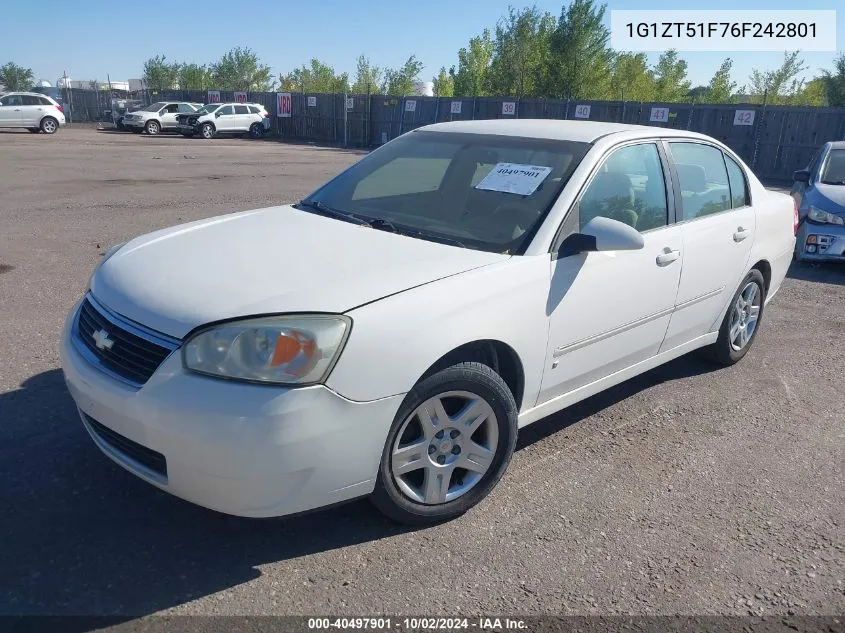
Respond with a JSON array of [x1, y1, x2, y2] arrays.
[[90, 205, 507, 339], [813, 183, 845, 212]]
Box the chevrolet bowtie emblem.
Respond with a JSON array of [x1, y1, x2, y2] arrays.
[[92, 328, 114, 351]]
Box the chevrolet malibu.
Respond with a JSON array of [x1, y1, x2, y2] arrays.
[[61, 120, 797, 525]]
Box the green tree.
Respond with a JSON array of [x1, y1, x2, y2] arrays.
[[609, 52, 655, 101], [178, 63, 211, 90], [280, 58, 349, 93], [450, 30, 494, 97], [211, 47, 274, 91], [546, 0, 613, 99], [142, 55, 179, 91], [747, 51, 807, 104], [652, 49, 691, 102], [700, 57, 737, 103], [381, 55, 424, 95], [350, 55, 382, 94], [432, 67, 454, 97], [819, 53, 845, 107], [486, 5, 555, 97], [796, 77, 826, 106], [0, 62, 34, 91]]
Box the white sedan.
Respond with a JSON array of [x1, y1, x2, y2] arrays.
[[61, 120, 797, 524]]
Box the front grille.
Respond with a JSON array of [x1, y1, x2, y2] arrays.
[[74, 296, 178, 387], [83, 413, 168, 479]]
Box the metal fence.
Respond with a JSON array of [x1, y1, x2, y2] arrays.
[[64, 88, 845, 182]]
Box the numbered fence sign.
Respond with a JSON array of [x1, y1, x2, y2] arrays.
[[450, 101, 462, 114], [277, 92, 292, 118], [405, 99, 417, 112], [234, 91, 247, 103], [649, 107, 670, 123], [502, 101, 516, 116], [207, 90, 220, 104], [734, 110, 755, 126], [346, 97, 354, 110], [307, 96, 317, 107], [574, 104, 591, 119]]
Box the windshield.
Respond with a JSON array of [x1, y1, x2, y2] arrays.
[[300, 131, 590, 253], [140, 102, 166, 112], [820, 149, 845, 185], [194, 104, 221, 115]]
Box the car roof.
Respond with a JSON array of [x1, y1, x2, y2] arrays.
[[418, 119, 713, 144], [2, 91, 52, 97], [827, 141, 845, 150]]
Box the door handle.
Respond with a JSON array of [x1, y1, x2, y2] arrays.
[[13, 108, 21, 111], [656, 248, 680, 266], [733, 227, 750, 242]]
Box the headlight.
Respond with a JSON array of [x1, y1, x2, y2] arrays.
[[182, 315, 351, 385], [807, 206, 845, 225]]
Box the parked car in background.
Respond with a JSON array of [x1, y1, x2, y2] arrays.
[[0, 92, 66, 133], [61, 120, 796, 525], [122, 101, 203, 135], [109, 99, 146, 130], [791, 141, 845, 263], [177, 102, 271, 139]]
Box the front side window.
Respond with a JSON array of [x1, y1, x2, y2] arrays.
[[724, 155, 750, 208], [302, 131, 590, 253], [0, 95, 23, 106], [578, 143, 668, 232], [140, 102, 165, 112], [196, 104, 221, 115], [669, 142, 731, 220], [217, 105, 234, 116], [820, 149, 845, 185]]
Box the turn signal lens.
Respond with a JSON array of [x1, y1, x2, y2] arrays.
[[807, 235, 818, 244]]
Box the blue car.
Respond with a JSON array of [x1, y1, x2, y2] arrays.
[[792, 141, 845, 263]]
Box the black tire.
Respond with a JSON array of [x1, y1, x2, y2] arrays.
[[40, 117, 59, 134], [702, 269, 766, 366], [145, 120, 160, 135], [27, 128, 40, 133], [200, 123, 215, 139], [370, 362, 518, 525], [249, 123, 264, 138]]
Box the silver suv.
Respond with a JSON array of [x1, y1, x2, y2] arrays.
[[0, 92, 66, 134], [177, 102, 271, 139], [122, 101, 203, 135]]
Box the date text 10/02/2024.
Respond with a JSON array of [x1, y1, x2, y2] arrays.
[[307, 617, 528, 630]]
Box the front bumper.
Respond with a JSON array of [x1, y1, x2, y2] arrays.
[[60, 300, 403, 518], [121, 118, 145, 129], [796, 221, 845, 262]]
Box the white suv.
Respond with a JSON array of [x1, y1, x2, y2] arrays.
[[0, 92, 66, 134], [177, 102, 272, 139], [122, 101, 202, 135]]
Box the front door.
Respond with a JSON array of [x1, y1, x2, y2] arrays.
[[214, 105, 235, 132], [659, 142, 756, 351], [538, 142, 683, 405], [0, 94, 23, 127], [158, 103, 181, 129]]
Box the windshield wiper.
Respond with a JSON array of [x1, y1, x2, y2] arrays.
[[295, 200, 370, 226], [363, 217, 466, 248], [820, 180, 845, 185]]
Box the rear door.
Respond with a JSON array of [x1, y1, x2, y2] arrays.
[[19, 95, 45, 126], [660, 141, 756, 351], [0, 94, 23, 127], [233, 104, 251, 131]]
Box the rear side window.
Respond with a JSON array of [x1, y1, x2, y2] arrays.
[[724, 155, 750, 208], [669, 142, 731, 220], [248, 105, 260, 114], [234, 105, 249, 115], [39, 97, 53, 106], [21, 95, 42, 105]]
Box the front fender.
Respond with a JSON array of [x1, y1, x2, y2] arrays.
[[326, 255, 552, 412]]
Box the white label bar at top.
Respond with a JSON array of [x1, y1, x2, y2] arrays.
[[610, 10, 836, 52]]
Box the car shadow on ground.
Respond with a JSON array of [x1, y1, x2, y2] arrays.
[[0, 352, 717, 618], [787, 260, 845, 285]]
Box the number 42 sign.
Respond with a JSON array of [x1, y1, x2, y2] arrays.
[[734, 110, 755, 126]]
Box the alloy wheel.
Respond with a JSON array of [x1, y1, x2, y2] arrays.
[[729, 281, 761, 351]]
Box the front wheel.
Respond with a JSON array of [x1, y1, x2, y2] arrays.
[[145, 120, 160, 135], [200, 123, 215, 139], [703, 269, 766, 366], [370, 362, 518, 525]]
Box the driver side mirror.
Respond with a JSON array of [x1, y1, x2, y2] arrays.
[[215, 111, 222, 118], [793, 169, 810, 183], [557, 216, 645, 258]]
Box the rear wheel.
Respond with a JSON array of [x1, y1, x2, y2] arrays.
[[370, 362, 518, 525], [702, 269, 766, 366], [40, 117, 58, 134], [200, 123, 215, 139], [249, 123, 264, 138], [145, 120, 160, 135]]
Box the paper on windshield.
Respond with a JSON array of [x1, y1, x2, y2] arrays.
[[474, 163, 553, 196]]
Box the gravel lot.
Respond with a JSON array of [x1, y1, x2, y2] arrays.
[[0, 128, 843, 621]]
